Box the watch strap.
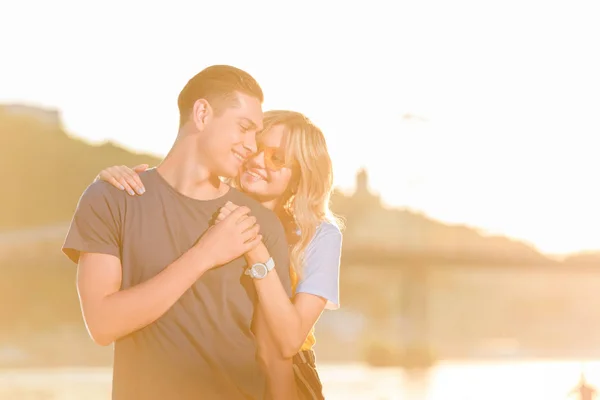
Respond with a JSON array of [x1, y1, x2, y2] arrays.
[[263, 257, 275, 272], [245, 257, 275, 277]]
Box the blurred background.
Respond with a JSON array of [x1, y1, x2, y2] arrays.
[[1, 1, 600, 399]]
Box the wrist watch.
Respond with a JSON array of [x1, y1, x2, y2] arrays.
[[245, 257, 275, 279]]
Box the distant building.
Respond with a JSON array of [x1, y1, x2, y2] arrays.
[[354, 168, 381, 207], [332, 169, 549, 261], [332, 169, 407, 249]]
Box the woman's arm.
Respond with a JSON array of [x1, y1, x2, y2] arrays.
[[217, 203, 342, 358], [248, 229, 342, 360], [245, 243, 327, 358], [253, 305, 298, 399]]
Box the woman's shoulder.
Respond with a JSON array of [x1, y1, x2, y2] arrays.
[[298, 220, 342, 310], [307, 220, 343, 251], [314, 220, 342, 239]]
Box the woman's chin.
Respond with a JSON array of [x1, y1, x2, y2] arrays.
[[240, 177, 262, 195]]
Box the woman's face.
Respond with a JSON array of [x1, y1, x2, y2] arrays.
[[238, 124, 294, 206]]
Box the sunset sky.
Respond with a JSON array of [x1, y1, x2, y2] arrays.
[[1, 1, 599, 255]]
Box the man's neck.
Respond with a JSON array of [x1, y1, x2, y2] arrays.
[[157, 135, 229, 201]]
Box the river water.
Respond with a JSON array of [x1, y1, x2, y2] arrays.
[[0, 360, 596, 399]]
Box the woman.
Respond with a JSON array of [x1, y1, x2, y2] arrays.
[[95, 110, 342, 399]]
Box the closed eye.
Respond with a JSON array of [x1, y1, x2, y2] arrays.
[[238, 117, 258, 133]]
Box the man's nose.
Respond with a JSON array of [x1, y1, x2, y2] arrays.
[[243, 131, 257, 154]]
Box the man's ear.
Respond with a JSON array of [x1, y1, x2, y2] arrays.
[[192, 98, 212, 131]]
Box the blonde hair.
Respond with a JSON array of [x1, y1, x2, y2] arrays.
[[236, 110, 343, 277], [264, 111, 343, 277]]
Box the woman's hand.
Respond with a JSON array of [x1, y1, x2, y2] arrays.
[[95, 164, 148, 196], [215, 201, 241, 224]]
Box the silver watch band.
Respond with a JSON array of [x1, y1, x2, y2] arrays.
[[245, 257, 275, 278]]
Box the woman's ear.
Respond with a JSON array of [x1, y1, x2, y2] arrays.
[[289, 173, 301, 194], [287, 183, 298, 196]]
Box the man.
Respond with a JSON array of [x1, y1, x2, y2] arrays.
[[62, 65, 295, 399]]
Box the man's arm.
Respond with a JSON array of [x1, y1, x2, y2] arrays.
[[253, 306, 297, 400], [76, 247, 212, 346], [66, 183, 260, 345]]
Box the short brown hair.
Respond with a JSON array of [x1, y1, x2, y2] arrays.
[[177, 65, 264, 127]]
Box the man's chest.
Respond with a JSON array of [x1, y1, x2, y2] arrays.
[[117, 198, 235, 283], [120, 218, 251, 295]]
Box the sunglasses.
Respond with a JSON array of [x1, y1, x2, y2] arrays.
[[257, 145, 290, 171]]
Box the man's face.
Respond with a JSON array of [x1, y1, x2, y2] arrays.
[[200, 92, 263, 178]]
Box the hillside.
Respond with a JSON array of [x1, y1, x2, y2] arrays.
[[0, 103, 555, 264], [0, 105, 161, 229], [563, 251, 600, 266]]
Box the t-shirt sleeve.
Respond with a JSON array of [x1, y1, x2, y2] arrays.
[[262, 214, 292, 297], [296, 222, 342, 310], [62, 181, 123, 264]]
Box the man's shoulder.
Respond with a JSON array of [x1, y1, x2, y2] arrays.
[[228, 188, 279, 224], [138, 169, 158, 186], [80, 179, 127, 205], [227, 188, 286, 246]]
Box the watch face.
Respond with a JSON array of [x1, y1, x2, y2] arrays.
[[252, 263, 268, 279]]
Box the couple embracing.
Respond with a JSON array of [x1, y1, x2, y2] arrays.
[[63, 65, 342, 400]]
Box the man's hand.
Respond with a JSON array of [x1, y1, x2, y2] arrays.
[[197, 204, 262, 268], [216, 202, 269, 261]]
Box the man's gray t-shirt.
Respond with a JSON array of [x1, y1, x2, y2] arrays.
[[62, 169, 291, 400]]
